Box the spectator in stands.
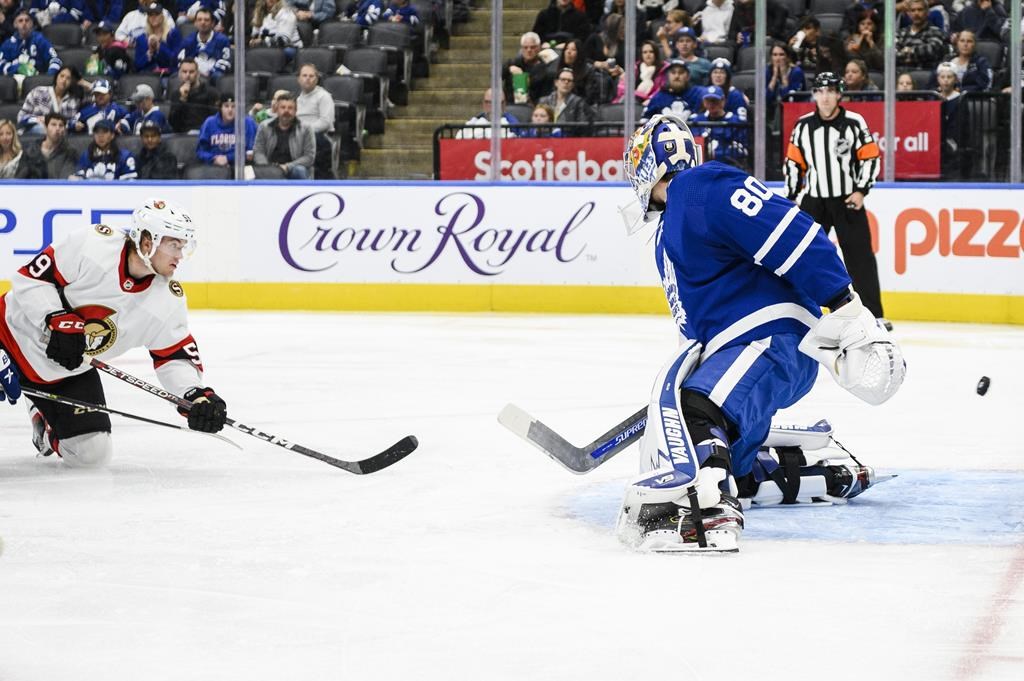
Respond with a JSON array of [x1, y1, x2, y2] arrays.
[[766, 41, 804, 106], [533, 0, 592, 46], [844, 9, 883, 71], [134, 4, 183, 74], [119, 83, 171, 135], [673, 27, 711, 85], [0, 118, 21, 178], [539, 67, 593, 129], [583, 12, 624, 81], [841, 1, 888, 37], [37, 0, 88, 26], [18, 65, 85, 135], [691, 85, 748, 167], [897, 71, 915, 90], [87, 21, 131, 80], [254, 92, 315, 178], [789, 15, 822, 72], [177, 7, 232, 82], [936, 61, 964, 176], [70, 78, 128, 133], [899, 0, 951, 32], [708, 58, 748, 121], [455, 88, 519, 139], [84, 0, 125, 30], [197, 96, 256, 168], [381, 0, 419, 25], [135, 118, 178, 178], [70, 118, 137, 180], [0, 9, 61, 76], [343, 0, 383, 26], [896, 0, 948, 70], [556, 38, 601, 105], [294, 0, 338, 28], [656, 8, 691, 60], [843, 58, 882, 100], [642, 59, 704, 122], [520, 102, 562, 137], [616, 40, 666, 103], [252, 0, 303, 53], [953, 0, 1008, 41], [168, 58, 218, 132], [0, 0, 18, 44], [503, 31, 554, 105], [943, 30, 993, 92], [696, 0, 735, 45], [250, 88, 290, 123], [182, 0, 227, 28], [728, 0, 789, 45], [117, 0, 175, 47], [296, 63, 335, 179], [16, 112, 77, 178]]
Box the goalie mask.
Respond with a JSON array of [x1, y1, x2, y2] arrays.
[[128, 198, 197, 273], [623, 113, 703, 225]]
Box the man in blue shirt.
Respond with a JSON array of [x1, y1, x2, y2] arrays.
[[642, 59, 704, 123], [197, 96, 257, 167], [177, 7, 231, 82], [70, 78, 128, 133], [617, 113, 905, 552], [0, 9, 60, 75]]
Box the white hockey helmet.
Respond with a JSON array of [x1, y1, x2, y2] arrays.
[[129, 198, 197, 271], [623, 113, 703, 223]]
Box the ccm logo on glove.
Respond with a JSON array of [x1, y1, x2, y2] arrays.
[[180, 386, 228, 433], [44, 310, 87, 371]]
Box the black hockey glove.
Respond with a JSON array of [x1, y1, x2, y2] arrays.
[[181, 387, 228, 433], [44, 310, 87, 371]]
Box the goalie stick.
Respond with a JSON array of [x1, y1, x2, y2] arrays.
[[498, 404, 647, 474], [90, 359, 418, 475], [21, 387, 242, 449]]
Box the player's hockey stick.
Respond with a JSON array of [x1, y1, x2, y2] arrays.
[[21, 387, 242, 450], [90, 359, 418, 475], [498, 404, 647, 474]]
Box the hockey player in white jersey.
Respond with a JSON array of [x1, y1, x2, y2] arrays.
[[618, 113, 905, 552], [0, 198, 227, 467]]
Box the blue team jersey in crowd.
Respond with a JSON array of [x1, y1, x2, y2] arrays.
[[71, 102, 129, 133], [119, 107, 171, 135], [177, 30, 232, 80], [381, 4, 420, 25], [656, 162, 851, 355], [0, 31, 61, 75], [690, 111, 748, 165], [723, 86, 748, 121], [642, 85, 705, 122], [74, 147, 138, 180], [196, 113, 257, 163]]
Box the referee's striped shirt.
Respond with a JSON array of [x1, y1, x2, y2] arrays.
[[783, 107, 880, 200]]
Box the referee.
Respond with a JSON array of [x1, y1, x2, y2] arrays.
[[784, 72, 888, 328]]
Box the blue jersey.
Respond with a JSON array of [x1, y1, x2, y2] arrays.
[[642, 85, 704, 122], [74, 147, 138, 180], [83, 0, 124, 25], [177, 30, 232, 80], [119, 107, 171, 135], [347, 0, 383, 26], [71, 102, 129, 133], [134, 28, 183, 73], [0, 31, 61, 75], [32, 0, 85, 24], [656, 162, 851, 353], [381, 4, 420, 25], [724, 86, 748, 122], [196, 113, 257, 163], [690, 111, 748, 165]]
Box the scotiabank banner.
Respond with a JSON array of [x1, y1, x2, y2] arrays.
[[782, 101, 941, 179], [438, 138, 626, 181]]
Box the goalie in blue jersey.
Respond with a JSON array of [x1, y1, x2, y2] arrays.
[[617, 113, 906, 553]]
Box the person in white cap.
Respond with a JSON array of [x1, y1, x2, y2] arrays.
[[69, 78, 128, 133]]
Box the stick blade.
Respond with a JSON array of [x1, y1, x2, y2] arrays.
[[498, 404, 596, 474], [351, 435, 419, 475]]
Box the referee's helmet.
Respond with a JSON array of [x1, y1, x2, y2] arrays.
[[812, 71, 845, 92]]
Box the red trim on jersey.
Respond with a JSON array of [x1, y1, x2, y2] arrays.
[[117, 243, 155, 294], [150, 335, 204, 372], [17, 246, 69, 288], [0, 294, 51, 384]]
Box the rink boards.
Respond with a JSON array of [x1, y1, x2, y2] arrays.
[[0, 181, 1022, 323]]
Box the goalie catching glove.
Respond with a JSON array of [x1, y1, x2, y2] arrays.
[[180, 387, 228, 433], [799, 291, 905, 405], [44, 310, 87, 371]]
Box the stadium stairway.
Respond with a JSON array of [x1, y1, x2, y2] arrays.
[[354, 0, 545, 179]]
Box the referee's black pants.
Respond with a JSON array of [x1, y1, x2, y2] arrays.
[[799, 195, 885, 319]]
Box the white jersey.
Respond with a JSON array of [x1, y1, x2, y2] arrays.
[[0, 224, 203, 396]]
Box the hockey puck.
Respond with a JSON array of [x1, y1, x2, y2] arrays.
[[976, 376, 990, 396]]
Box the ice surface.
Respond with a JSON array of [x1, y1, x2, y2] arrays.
[[1, 313, 1022, 681]]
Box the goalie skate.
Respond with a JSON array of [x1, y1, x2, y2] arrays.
[[635, 496, 744, 554]]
